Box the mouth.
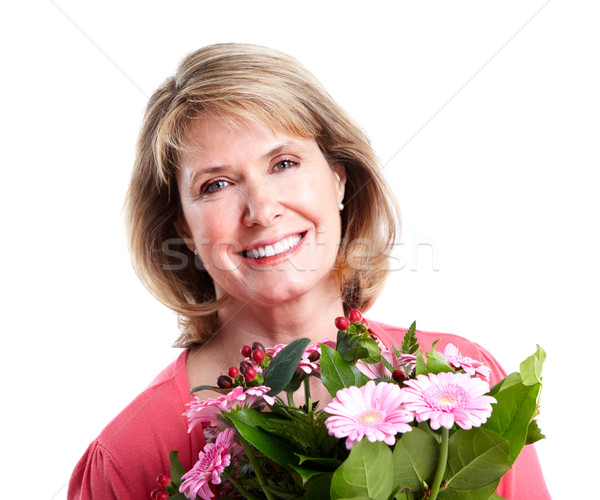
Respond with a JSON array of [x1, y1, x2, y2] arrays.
[[239, 232, 306, 260]]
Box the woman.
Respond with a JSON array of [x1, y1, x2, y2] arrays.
[[68, 43, 549, 499]]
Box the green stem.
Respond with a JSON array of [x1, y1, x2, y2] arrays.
[[240, 437, 276, 500], [429, 427, 449, 500], [222, 471, 263, 500], [286, 390, 296, 407], [303, 377, 313, 414]]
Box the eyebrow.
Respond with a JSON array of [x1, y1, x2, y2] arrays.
[[262, 143, 295, 160], [186, 142, 303, 189]]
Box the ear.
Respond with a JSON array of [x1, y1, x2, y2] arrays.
[[331, 163, 347, 205], [174, 217, 195, 253]]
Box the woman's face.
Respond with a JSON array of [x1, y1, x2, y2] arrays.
[[176, 114, 346, 308]]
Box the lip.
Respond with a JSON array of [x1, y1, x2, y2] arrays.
[[238, 231, 307, 265]]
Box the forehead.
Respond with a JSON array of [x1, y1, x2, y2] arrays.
[[179, 113, 318, 166]]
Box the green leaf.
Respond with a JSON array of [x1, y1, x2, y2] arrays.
[[401, 321, 419, 354], [259, 405, 341, 457], [425, 342, 454, 374], [337, 331, 364, 363], [297, 454, 342, 470], [437, 480, 500, 500], [415, 352, 428, 376], [381, 354, 395, 375], [393, 490, 419, 500], [489, 372, 522, 396], [482, 378, 541, 463], [357, 337, 382, 364], [330, 440, 393, 500], [445, 428, 511, 489], [519, 345, 546, 386], [189, 384, 232, 395], [263, 337, 311, 396], [525, 419, 546, 445], [225, 409, 321, 483], [392, 427, 438, 493], [168, 450, 186, 485], [320, 345, 371, 397], [305, 475, 333, 500], [343, 346, 371, 364]]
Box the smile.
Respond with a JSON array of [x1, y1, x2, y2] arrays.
[[240, 233, 305, 260]]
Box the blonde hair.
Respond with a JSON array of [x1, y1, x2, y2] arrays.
[[125, 43, 400, 347]]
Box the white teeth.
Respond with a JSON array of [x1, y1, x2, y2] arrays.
[[244, 234, 303, 259]]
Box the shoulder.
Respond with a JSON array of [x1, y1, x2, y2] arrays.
[[69, 350, 204, 499], [367, 319, 507, 384], [96, 349, 193, 449]]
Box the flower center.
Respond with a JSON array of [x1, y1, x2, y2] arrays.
[[425, 384, 469, 411], [358, 410, 384, 426]]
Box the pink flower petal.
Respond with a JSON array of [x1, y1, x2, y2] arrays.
[[403, 372, 496, 430], [441, 343, 491, 380], [324, 380, 413, 449], [180, 428, 238, 499], [185, 386, 274, 433]]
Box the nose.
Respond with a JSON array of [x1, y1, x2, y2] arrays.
[[241, 179, 284, 227]]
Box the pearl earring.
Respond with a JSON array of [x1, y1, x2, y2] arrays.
[[193, 248, 199, 255], [338, 202, 344, 211]]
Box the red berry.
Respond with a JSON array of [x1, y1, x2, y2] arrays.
[[241, 345, 252, 357], [156, 473, 171, 488], [244, 367, 258, 381], [228, 366, 239, 378], [239, 360, 252, 374], [150, 489, 161, 499], [252, 349, 266, 363], [334, 316, 350, 330], [392, 369, 406, 383], [156, 492, 169, 500], [251, 341, 265, 352], [348, 309, 363, 323], [362, 317, 369, 328], [216, 375, 233, 388]]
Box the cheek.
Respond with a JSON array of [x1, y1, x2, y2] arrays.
[[285, 172, 340, 213], [197, 233, 245, 274], [186, 209, 242, 267]]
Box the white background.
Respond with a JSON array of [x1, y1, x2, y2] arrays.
[[1, 1, 598, 498]]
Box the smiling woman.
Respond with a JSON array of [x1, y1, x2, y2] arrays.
[[67, 43, 550, 499]]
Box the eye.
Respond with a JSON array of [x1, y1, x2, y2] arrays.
[[203, 179, 230, 194], [273, 159, 298, 171]]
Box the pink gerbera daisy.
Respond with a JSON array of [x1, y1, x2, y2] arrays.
[[180, 428, 240, 499], [185, 386, 275, 432], [402, 372, 496, 430], [441, 343, 491, 380], [324, 380, 413, 449]]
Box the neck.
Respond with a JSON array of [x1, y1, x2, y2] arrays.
[[185, 278, 346, 391], [215, 290, 344, 350]]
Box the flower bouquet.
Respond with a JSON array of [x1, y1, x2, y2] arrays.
[[153, 311, 545, 500]]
